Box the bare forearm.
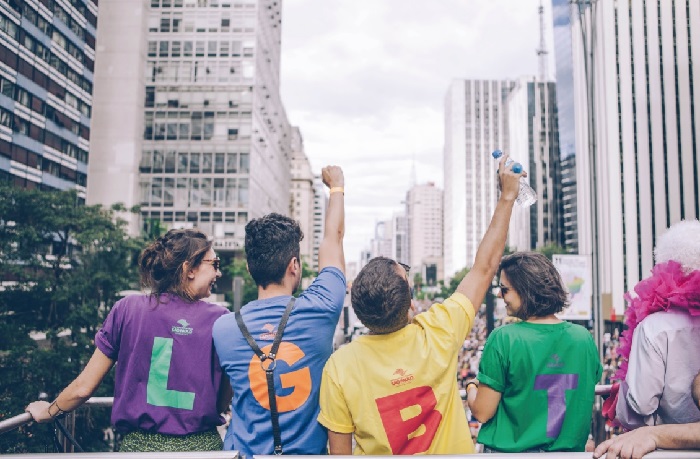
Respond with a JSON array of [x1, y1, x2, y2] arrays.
[[455, 196, 515, 299], [653, 423, 700, 450], [27, 349, 114, 422], [324, 193, 345, 246]]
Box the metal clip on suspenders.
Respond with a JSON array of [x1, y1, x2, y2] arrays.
[[235, 297, 296, 455]]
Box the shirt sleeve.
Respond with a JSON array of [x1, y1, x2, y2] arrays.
[[477, 331, 507, 393], [413, 292, 475, 348], [301, 267, 347, 315], [616, 321, 664, 428], [94, 299, 124, 360], [317, 357, 355, 434]]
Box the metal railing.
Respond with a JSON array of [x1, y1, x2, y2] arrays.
[[3, 386, 615, 437], [0, 397, 113, 435], [458, 384, 612, 399]]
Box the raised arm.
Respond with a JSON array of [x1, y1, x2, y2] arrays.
[[455, 155, 521, 307], [318, 165, 345, 274]]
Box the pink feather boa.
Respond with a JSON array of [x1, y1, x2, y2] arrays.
[[614, 260, 700, 383]]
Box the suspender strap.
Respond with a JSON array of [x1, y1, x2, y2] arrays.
[[235, 297, 296, 455]]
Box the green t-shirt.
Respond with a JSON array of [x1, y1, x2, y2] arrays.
[[476, 321, 602, 452]]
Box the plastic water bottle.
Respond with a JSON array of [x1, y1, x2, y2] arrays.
[[492, 149, 537, 207]]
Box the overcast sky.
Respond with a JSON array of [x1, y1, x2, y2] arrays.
[[279, 0, 554, 265]]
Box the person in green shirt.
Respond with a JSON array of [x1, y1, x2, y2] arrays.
[[466, 252, 602, 452]]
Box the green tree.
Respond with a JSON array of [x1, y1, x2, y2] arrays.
[[536, 243, 567, 260], [0, 184, 142, 453], [224, 256, 258, 308]]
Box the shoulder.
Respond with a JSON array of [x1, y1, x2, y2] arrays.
[[109, 294, 151, 315], [312, 267, 346, 287]]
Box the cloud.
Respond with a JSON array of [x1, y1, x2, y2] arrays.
[[281, 0, 545, 262]]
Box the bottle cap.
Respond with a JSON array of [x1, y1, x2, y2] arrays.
[[491, 150, 503, 159], [512, 163, 523, 174]]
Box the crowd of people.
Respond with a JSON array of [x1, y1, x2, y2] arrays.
[[22, 159, 700, 458]]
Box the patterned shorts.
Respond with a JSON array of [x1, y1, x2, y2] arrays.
[[119, 428, 223, 452]]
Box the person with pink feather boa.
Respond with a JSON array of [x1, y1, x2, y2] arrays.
[[604, 219, 700, 430]]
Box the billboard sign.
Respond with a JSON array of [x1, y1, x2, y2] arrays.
[[553, 254, 592, 321]]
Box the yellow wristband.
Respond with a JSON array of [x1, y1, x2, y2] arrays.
[[329, 187, 344, 195]]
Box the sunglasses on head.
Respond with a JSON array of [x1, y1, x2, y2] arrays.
[[397, 262, 411, 275], [202, 257, 221, 271]]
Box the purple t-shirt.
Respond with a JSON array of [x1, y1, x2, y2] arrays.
[[95, 294, 229, 435]]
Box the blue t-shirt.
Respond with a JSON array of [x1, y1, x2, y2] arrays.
[[213, 267, 346, 457]]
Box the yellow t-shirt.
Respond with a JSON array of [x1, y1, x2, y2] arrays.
[[318, 293, 476, 455]]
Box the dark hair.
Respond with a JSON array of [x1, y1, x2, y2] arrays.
[[693, 371, 700, 408], [139, 228, 212, 301], [245, 213, 303, 288], [499, 252, 569, 320], [351, 257, 411, 334]]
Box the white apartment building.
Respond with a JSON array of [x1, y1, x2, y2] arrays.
[[507, 76, 563, 252], [87, 0, 148, 236], [406, 182, 443, 284], [90, 0, 292, 250], [571, 0, 700, 313], [443, 79, 516, 278], [290, 127, 315, 268]]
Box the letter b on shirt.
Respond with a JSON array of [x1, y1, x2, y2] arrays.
[[375, 386, 442, 454]]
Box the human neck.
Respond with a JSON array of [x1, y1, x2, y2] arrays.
[[526, 314, 561, 324], [257, 282, 294, 300]]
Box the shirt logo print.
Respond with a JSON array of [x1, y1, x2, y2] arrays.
[[547, 353, 565, 368], [259, 323, 277, 340], [171, 319, 193, 335], [391, 368, 414, 386]]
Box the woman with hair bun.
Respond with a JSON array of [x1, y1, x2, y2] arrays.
[[26, 228, 230, 452], [466, 252, 602, 453]]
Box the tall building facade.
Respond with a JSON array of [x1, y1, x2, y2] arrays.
[[406, 182, 443, 284], [310, 174, 326, 273], [290, 126, 315, 268], [87, 0, 147, 235], [572, 0, 700, 313], [507, 76, 563, 252], [135, 0, 291, 251], [551, 0, 579, 253], [0, 0, 97, 195], [443, 79, 515, 277]]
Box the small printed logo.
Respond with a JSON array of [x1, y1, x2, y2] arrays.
[[391, 368, 414, 386], [547, 353, 565, 368], [259, 324, 277, 340], [172, 319, 194, 335]]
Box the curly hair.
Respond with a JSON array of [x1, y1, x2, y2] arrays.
[[138, 228, 212, 302], [245, 213, 303, 288], [351, 257, 412, 334], [499, 252, 569, 320], [654, 219, 700, 274]]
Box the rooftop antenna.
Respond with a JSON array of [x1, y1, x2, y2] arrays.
[[536, 0, 549, 81], [409, 154, 417, 188]]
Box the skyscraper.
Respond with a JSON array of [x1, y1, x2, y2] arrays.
[[572, 0, 700, 313], [507, 76, 563, 252], [406, 182, 443, 284], [88, 0, 292, 249], [290, 126, 315, 268], [137, 0, 291, 252], [551, 0, 579, 253], [0, 0, 97, 195], [87, 0, 147, 235], [443, 79, 515, 277]]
